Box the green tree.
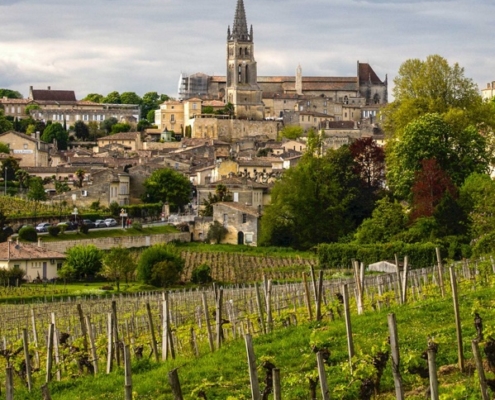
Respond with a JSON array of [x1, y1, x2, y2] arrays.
[[15, 168, 30, 194], [102, 246, 136, 291], [111, 122, 131, 134], [0, 89, 22, 99], [260, 146, 367, 249], [64, 245, 103, 279], [0, 109, 13, 134], [75, 169, 86, 188], [2, 157, 20, 182], [0, 142, 10, 154], [74, 121, 89, 140], [142, 92, 168, 121], [120, 92, 142, 105], [381, 55, 490, 137], [103, 91, 121, 104], [190, 263, 213, 284], [354, 197, 407, 244], [41, 122, 68, 150], [137, 119, 152, 132], [101, 117, 118, 134], [137, 243, 184, 286], [206, 220, 228, 244], [280, 125, 303, 140], [0, 209, 9, 243], [386, 113, 489, 199], [83, 93, 104, 103], [24, 104, 41, 116], [27, 177, 47, 219], [143, 168, 191, 212], [146, 110, 156, 123], [200, 184, 233, 217]]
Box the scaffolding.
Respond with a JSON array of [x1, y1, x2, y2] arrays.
[[178, 72, 209, 100]]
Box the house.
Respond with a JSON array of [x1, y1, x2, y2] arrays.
[[0, 130, 52, 167], [96, 132, 143, 152], [0, 240, 66, 281], [212, 202, 261, 245]]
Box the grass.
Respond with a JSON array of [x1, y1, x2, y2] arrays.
[[10, 277, 495, 399]]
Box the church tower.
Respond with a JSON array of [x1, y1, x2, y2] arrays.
[[226, 0, 264, 120]]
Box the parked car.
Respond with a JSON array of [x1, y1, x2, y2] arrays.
[[94, 219, 106, 228], [57, 221, 77, 231], [15, 224, 33, 233], [104, 218, 118, 227], [36, 222, 51, 233], [3, 226, 14, 237], [81, 219, 96, 229]]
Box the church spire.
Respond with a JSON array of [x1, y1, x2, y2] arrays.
[[231, 0, 250, 41]]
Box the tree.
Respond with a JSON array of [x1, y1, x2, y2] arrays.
[[207, 221, 228, 244], [27, 177, 47, 219], [101, 246, 136, 291], [103, 91, 121, 104], [142, 91, 168, 121], [200, 184, 233, 216], [280, 125, 303, 140], [354, 197, 407, 244], [260, 146, 368, 249], [191, 263, 213, 284], [137, 119, 152, 132], [24, 104, 41, 116], [83, 93, 104, 103], [143, 168, 191, 212], [386, 113, 490, 199], [41, 122, 68, 150], [111, 122, 131, 134], [146, 110, 156, 123], [0, 109, 13, 134], [381, 55, 489, 137], [0, 89, 22, 99], [75, 169, 86, 188], [0, 209, 9, 243], [120, 92, 142, 105], [101, 117, 118, 134], [74, 121, 89, 140], [137, 243, 184, 286], [349, 137, 385, 192], [64, 245, 103, 279], [2, 157, 20, 182], [15, 168, 30, 194]]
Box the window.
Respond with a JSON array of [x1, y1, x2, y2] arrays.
[[192, 103, 197, 110], [171, 114, 175, 122], [238, 65, 242, 83], [223, 214, 228, 227], [242, 213, 247, 223]]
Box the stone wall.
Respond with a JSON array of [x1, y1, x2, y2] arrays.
[[40, 232, 191, 253]]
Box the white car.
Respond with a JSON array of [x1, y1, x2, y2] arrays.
[[104, 218, 118, 227], [36, 222, 51, 232]]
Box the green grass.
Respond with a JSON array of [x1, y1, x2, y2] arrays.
[[10, 278, 495, 399], [35, 224, 179, 242]]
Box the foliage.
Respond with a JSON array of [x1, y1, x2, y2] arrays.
[[1, 156, 20, 181], [109, 201, 120, 217], [74, 121, 89, 140], [0, 209, 8, 243], [0, 142, 9, 154], [103, 91, 121, 104], [349, 137, 385, 193], [207, 220, 228, 244], [200, 184, 233, 217], [82, 93, 104, 103], [381, 54, 490, 137], [142, 168, 191, 212], [280, 125, 303, 140], [190, 263, 213, 284], [260, 146, 371, 250], [101, 117, 118, 134], [64, 244, 103, 279], [47, 225, 61, 237], [354, 197, 407, 244], [75, 169, 85, 188], [54, 179, 71, 194], [27, 177, 47, 202], [18, 225, 38, 242], [137, 119, 152, 132], [137, 243, 184, 286], [41, 122, 68, 150], [386, 113, 489, 199], [111, 122, 131, 134], [0, 88, 22, 99], [0, 265, 25, 286], [317, 241, 439, 268], [120, 91, 142, 105], [0, 109, 13, 134], [101, 246, 136, 290]]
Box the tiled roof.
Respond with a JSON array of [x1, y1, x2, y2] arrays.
[[0, 241, 66, 261], [31, 89, 77, 102], [214, 202, 260, 216], [326, 121, 356, 129], [358, 63, 385, 85], [98, 132, 141, 141]]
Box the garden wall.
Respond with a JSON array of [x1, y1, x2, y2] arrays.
[[39, 232, 191, 253]]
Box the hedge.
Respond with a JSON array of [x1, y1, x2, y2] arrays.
[[317, 241, 441, 269]]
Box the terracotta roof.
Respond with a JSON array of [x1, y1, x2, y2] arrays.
[[214, 202, 260, 216], [31, 89, 77, 102], [0, 241, 66, 261], [98, 132, 141, 141]]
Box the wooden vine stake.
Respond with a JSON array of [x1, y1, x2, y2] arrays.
[[85, 315, 99, 375], [449, 266, 464, 372], [401, 256, 409, 304], [30, 308, 40, 369], [316, 351, 330, 400], [215, 288, 224, 349], [106, 313, 114, 374], [302, 272, 313, 321], [265, 280, 273, 333], [146, 302, 159, 362], [22, 328, 32, 391], [77, 304, 88, 352], [201, 292, 214, 353], [50, 313, 61, 381], [471, 340, 490, 400], [254, 282, 266, 333], [394, 254, 403, 305], [5, 366, 13, 400], [45, 323, 54, 383], [353, 260, 364, 314], [316, 270, 324, 321], [245, 334, 261, 400], [272, 368, 281, 400], [168, 368, 184, 400], [387, 313, 404, 400], [111, 300, 121, 366], [435, 247, 445, 297], [427, 348, 439, 400], [123, 344, 133, 400], [342, 284, 354, 370]]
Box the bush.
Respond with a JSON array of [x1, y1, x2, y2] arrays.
[[58, 224, 68, 234], [47, 225, 61, 237], [19, 226, 37, 242], [137, 243, 184, 286], [191, 263, 213, 284], [0, 265, 26, 286], [132, 221, 143, 231], [79, 224, 89, 234]]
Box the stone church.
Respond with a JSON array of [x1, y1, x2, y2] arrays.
[[178, 0, 388, 120]]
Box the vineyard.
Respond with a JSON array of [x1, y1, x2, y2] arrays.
[[1, 257, 495, 399]]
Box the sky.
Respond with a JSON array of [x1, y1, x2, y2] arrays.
[[0, 0, 493, 100]]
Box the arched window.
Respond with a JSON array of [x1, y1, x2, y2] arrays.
[[238, 65, 242, 83], [373, 93, 380, 104]]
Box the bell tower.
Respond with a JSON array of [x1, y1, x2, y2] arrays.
[[226, 0, 264, 120]]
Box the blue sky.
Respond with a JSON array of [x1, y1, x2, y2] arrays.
[[0, 0, 492, 99]]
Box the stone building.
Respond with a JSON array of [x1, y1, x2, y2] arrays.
[[212, 202, 261, 245], [0, 130, 51, 167]]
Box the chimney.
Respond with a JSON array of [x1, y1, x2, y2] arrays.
[[47, 86, 51, 90]]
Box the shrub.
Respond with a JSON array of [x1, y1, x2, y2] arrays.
[[137, 243, 184, 286], [47, 225, 61, 237], [0, 265, 26, 286], [79, 224, 89, 234], [191, 263, 213, 284], [132, 221, 143, 231], [207, 221, 228, 244], [19, 226, 37, 242], [58, 224, 67, 234]]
